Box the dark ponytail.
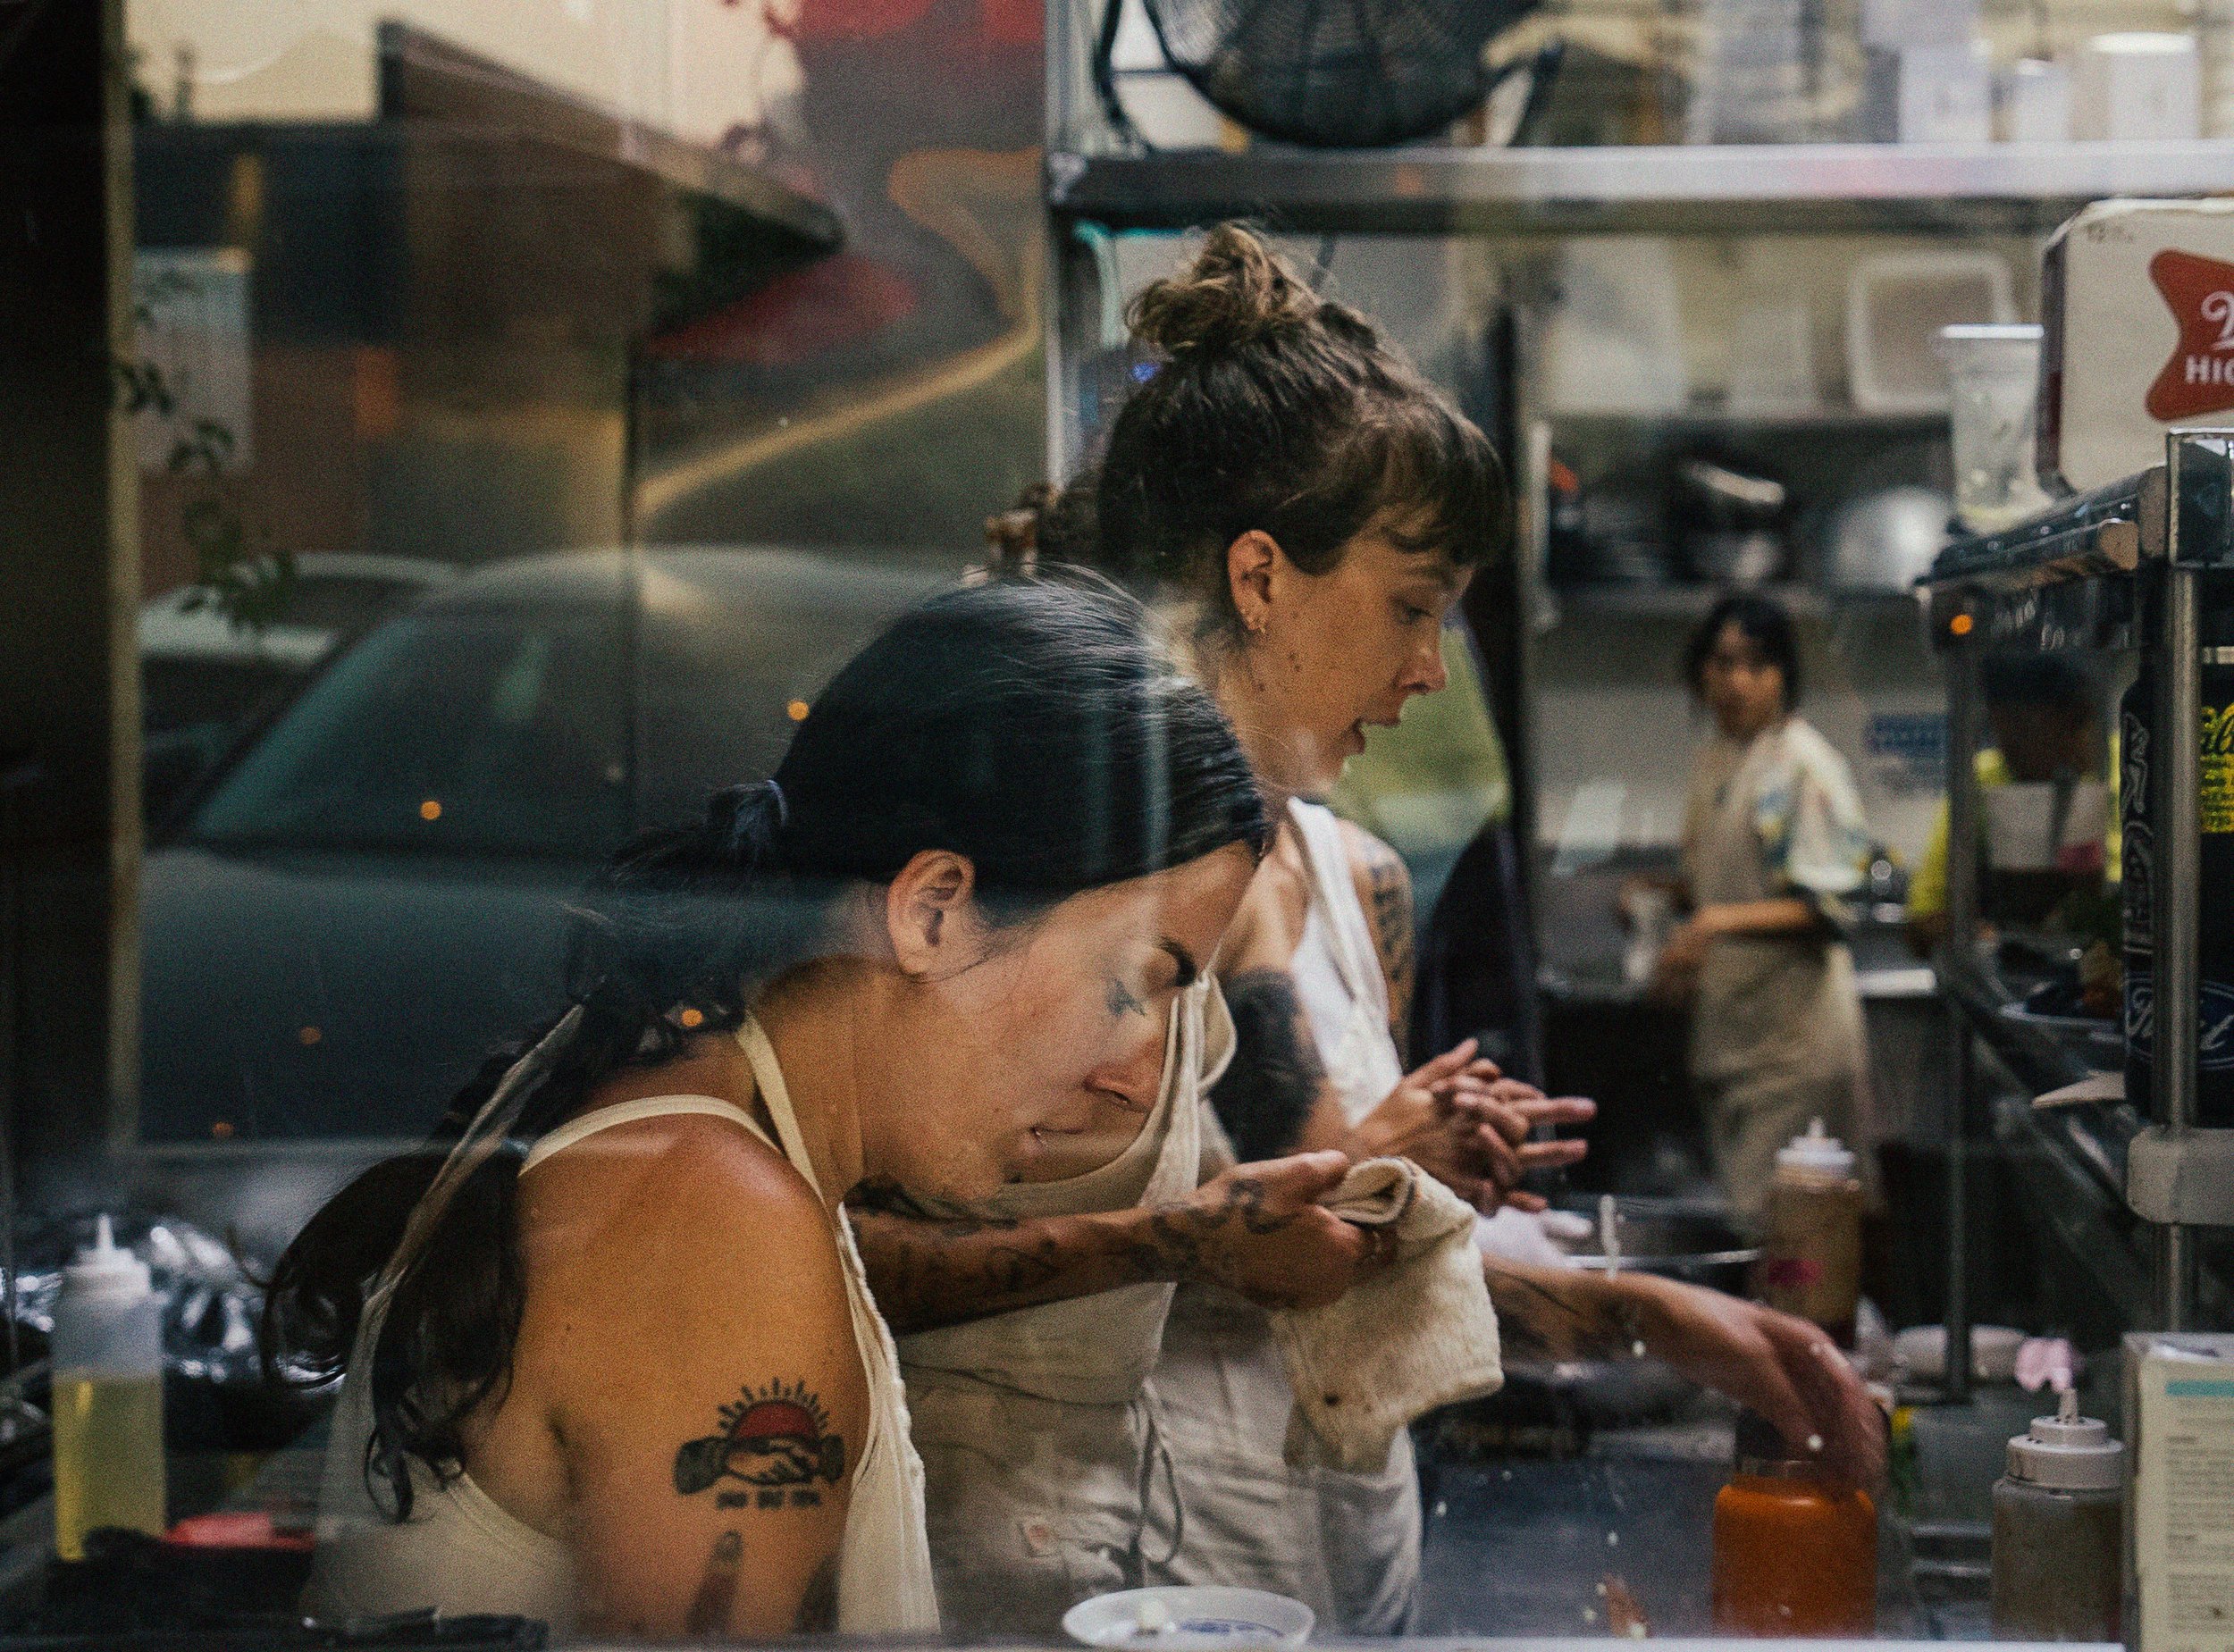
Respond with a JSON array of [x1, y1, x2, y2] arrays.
[[1092, 223, 1507, 637], [265, 577, 1269, 1517]]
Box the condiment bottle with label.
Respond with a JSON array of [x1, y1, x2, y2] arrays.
[[1757, 1119, 1864, 1346], [49, 1216, 166, 1561], [1712, 1412, 1877, 1637], [1991, 1390, 2125, 1642]]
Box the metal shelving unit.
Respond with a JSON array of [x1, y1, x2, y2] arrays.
[[1920, 431, 2234, 1356], [1048, 140, 2234, 237]]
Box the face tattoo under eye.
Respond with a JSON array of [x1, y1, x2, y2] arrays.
[[1105, 977, 1148, 1019]]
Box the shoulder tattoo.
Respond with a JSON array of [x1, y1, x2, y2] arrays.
[[675, 1380, 845, 1510], [1357, 838, 1415, 1058]]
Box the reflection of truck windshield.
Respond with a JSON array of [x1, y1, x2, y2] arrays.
[[189, 611, 629, 859]]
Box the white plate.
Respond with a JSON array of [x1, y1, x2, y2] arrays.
[[1062, 1586, 1314, 1649]]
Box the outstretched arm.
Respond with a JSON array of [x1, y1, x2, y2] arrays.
[[1482, 1256, 1885, 1488]]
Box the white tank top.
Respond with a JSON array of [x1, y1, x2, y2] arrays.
[[304, 1015, 940, 1639], [1287, 800, 1406, 1128]]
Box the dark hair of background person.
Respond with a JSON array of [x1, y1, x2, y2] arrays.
[[1081, 223, 1506, 639], [263, 576, 1272, 1518], [1684, 591, 1803, 709]]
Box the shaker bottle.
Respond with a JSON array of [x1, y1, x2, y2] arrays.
[[50, 1215, 166, 1560]]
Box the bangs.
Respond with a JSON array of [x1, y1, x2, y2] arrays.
[[1345, 392, 1505, 568]]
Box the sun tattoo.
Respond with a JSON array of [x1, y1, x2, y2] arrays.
[[675, 1379, 845, 1510]]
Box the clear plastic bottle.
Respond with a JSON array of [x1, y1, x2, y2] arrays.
[[1757, 1119, 1864, 1346], [50, 1216, 166, 1560], [1712, 1413, 1877, 1636], [1991, 1391, 2125, 1642]]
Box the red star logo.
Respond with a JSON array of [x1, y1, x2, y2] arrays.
[[2146, 248, 2234, 423]]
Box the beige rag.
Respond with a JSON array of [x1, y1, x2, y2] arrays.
[[1271, 1157, 1504, 1472]]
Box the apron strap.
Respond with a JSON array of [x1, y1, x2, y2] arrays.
[[1288, 799, 1384, 1010], [735, 1014, 826, 1202]]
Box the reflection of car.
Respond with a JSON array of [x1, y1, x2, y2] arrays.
[[140, 548, 945, 1143], [140, 555, 456, 820]]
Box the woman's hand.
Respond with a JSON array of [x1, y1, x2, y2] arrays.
[[1626, 1273, 1885, 1489], [1341, 1040, 1593, 1212], [1168, 1151, 1375, 1311]]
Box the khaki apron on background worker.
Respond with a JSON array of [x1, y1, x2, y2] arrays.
[[1142, 800, 1422, 1633], [1681, 717, 1872, 1229], [896, 975, 1232, 1636]]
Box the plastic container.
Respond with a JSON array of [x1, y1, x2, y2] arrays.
[[1991, 1391, 2125, 1641], [1938, 323, 2048, 533], [1757, 1120, 1864, 1346], [50, 1216, 166, 1561], [1712, 1413, 1877, 1636]]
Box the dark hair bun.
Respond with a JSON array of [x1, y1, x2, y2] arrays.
[[1127, 224, 1323, 357]]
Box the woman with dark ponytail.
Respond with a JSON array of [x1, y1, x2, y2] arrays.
[[268, 577, 1296, 1640]]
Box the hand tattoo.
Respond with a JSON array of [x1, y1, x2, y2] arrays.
[[674, 1380, 844, 1509], [1212, 969, 1329, 1161]]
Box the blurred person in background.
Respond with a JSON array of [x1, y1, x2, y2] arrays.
[[1906, 653, 2116, 958], [1642, 592, 1872, 1229]]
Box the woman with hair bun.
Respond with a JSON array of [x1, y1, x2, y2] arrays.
[[861, 227, 1885, 1635], [265, 578, 1319, 1639]]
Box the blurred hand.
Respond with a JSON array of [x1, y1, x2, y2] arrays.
[[1171, 1151, 1374, 1311], [1343, 1040, 1595, 1213], [1646, 917, 1714, 1005], [1628, 1274, 1886, 1489]]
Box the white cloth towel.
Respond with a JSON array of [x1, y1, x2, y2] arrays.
[[1271, 1157, 1504, 1472]]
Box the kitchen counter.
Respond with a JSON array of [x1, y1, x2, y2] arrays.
[[1417, 1415, 1944, 1640]]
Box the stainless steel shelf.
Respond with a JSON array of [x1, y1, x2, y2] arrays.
[[1048, 139, 2234, 235], [1547, 581, 1916, 618]]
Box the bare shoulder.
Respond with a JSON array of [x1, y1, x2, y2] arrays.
[[517, 1099, 850, 1331]]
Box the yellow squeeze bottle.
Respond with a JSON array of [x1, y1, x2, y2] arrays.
[[50, 1216, 165, 1560]]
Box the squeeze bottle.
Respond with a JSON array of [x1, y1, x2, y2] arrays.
[[1757, 1119, 1864, 1346], [1991, 1390, 2125, 1641], [50, 1216, 165, 1560]]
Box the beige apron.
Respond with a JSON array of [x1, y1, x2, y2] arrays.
[[1143, 801, 1424, 1634], [898, 975, 1232, 1636], [307, 1017, 940, 1639], [1682, 719, 1869, 1227]]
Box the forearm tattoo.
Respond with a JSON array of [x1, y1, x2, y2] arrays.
[[1212, 968, 1329, 1162], [1482, 1261, 1637, 1364], [848, 1163, 1311, 1329]]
